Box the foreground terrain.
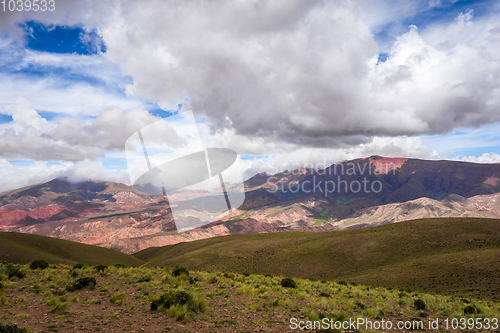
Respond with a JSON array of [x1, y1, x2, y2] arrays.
[[1, 263, 499, 333]]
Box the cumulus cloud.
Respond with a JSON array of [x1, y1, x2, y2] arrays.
[[240, 136, 440, 179], [0, 97, 162, 161], [459, 153, 500, 164], [0, 159, 67, 194], [0, 39, 148, 116], [76, 0, 499, 150], [0, 159, 129, 193]]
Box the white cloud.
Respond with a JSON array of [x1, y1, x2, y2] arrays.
[[459, 153, 500, 164], [0, 42, 149, 116], [0, 159, 130, 193], [0, 97, 161, 161], [83, 1, 500, 149]]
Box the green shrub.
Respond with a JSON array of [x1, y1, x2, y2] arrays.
[[114, 264, 127, 268], [464, 305, 477, 315], [138, 273, 152, 282], [172, 266, 189, 277], [29, 259, 49, 270], [414, 299, 426, 311], [166, 304, 188, 321], [94, 265, 107, 272], [281, 278, 297, 288], [242, 272, 251, 277], [66, 277, 96, 291], [0, 323, 29, 333], [151, 290, 209, 317], [5, 265, 25, 280], [354, 300, 366, 310], [72, 263, 86, 269], [110, 292, 126, 305]]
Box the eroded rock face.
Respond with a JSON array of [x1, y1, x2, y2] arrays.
[[2, 157, 500, 254]]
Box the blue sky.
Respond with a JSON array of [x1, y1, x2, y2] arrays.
[[0, 0, 499, 191]]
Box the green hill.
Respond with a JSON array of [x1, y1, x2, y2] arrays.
[[134, 217, 500, 301], [0, 232, 144, 266]]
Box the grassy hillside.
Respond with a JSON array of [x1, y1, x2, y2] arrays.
[[1, 264, 497, 332], [0, 232, 144, 266], [134, 217, 500, 301]]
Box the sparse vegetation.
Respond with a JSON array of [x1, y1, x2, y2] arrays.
[[0, 261, 497, 331]]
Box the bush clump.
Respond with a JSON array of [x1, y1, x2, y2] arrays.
[[114, 264, 127, 268], [172, 266, 189, 277], [281, 277, 297, 288], [66, 277, 96, 291], [29, 259, 49, 270], [0, 323, 29, 333], [94, 264, 107, 272], [150, 290, 208, 320], [72, 263, 86, 270], [414, 299, 426, 311], [4, 265, 25, 280], [464, 305, 478, 315]]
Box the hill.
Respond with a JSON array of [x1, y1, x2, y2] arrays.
[[2, 156, 500, 253], [0, 232, 144, 266], [134, 217, 500, 301]]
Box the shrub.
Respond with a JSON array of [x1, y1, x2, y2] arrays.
[[281, 278, 297, 288], [5, 265, 25, 280], [150, 290, 209, 318], [414, 299, 426, 311], [354, 300, 366, 310], [66, 277, 96, 291], [72, 263, 86, 269], [338, 280, 347, 286], [138, 273, 152, 282], [0, 323, 28, 333], [114, 264, 127, 268], [94, 265, 107, 272], [464, 305, 477, 315], [242, 272, 251, 277], [172, 266, 189, 277], [43, 295, 70, 313], [319, 292, 331, 298], [110, 292, 126, 305], [29, 259, 49, 270], [166, 304, 188, 321]]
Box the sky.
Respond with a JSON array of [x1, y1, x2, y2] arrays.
[[0, 0, 500, 192]]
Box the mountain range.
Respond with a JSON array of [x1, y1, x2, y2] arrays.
[[1, 155, 500, 254]]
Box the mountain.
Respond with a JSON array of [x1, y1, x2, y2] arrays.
[[2, 156, 500, 253]]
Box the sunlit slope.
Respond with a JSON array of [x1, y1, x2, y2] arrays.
[[0, 232, 144, 266], [134, 217, 500, 301]]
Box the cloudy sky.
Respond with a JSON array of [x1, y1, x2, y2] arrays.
[[1, 0, 500, 192]]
